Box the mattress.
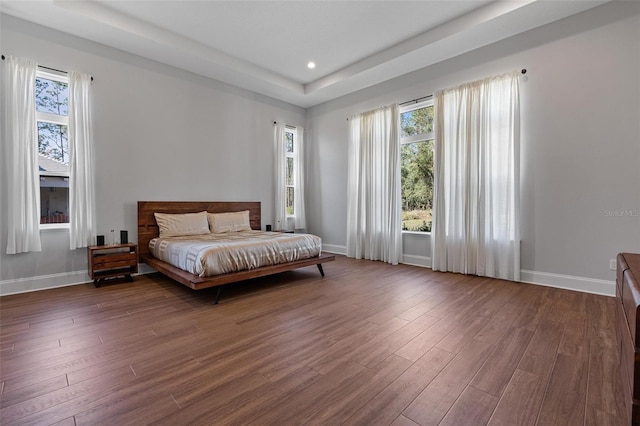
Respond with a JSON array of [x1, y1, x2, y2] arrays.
[[148, 230, 322, 277]]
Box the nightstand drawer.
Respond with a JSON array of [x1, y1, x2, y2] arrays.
[[93, 252, 136, 266]]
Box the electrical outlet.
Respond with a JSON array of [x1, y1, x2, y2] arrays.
[[610, 259, 617, 271]]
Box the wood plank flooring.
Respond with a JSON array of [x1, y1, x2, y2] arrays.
[[0, 255, 627, 425]]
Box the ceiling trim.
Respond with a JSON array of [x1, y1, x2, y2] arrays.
[[0, 0, 612, 108], [53, 0, 304, 94], [304, 0, 535, 95]]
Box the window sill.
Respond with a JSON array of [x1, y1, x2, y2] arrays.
[[40, 223, 70, 231], [402, 230, 431, 236]]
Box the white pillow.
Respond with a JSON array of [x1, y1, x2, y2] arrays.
[[208, 210, 252, 233], [154, 211, 211, 238]]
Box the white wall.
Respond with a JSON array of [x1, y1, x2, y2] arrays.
[[306, 2, 640, 295], [0, 15, 306, 294]]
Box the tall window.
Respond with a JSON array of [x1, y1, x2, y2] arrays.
[[274, 122, 305, 231], [285, 128, 295, 216], [400, 99, 434, 232], [35, 70, 69, 225]]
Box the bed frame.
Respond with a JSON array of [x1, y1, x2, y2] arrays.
[[137, 201, 335, 303]]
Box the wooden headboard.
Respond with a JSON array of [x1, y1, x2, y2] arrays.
[[137, 201, 261, 259]]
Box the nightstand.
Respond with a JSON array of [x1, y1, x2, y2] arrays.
[[87, 243, 138, 287]]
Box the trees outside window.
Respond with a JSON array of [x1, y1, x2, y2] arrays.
[[36, 71, 70, 225], [400, 101, 434, 232]]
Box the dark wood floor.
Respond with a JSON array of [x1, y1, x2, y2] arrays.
[[0, 255, 627, 425]]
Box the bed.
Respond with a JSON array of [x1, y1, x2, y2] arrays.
[[137, 201, 335, 303]]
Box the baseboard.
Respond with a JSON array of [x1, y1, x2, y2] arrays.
[[520, 269, 615, 297], [402, 254, 432, 268], [0, 263, 154, 296], [0, 260, 615, 298], [0, 270, 91, 296], [322, 245, 432, 268], [398, 259, 614, 297], [322, 244, 347, 256]]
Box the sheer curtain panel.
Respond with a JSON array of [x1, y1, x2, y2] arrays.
[[431, 72, 520, 281], [3, 56, 42, 254], [273, 122, 287, 231], [346, 104, 402, 264], [68, 71, 96, 250], [293, 126, 306, 230]]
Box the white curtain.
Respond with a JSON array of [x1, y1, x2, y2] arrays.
[[293, 126, 306, 230], [273, 121, 287, 231], [431, 72, 520, 281], [346, 104, 402, 264], [3, 56, 42, 254], [68, 71, 96, 250]]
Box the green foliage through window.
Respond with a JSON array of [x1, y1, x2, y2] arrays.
[[285, 132, 294, 153], [286, 187, 294, 216], [286, 157, 294, 186], [401, 105, 433, 137], [401, 104, 434, 232]]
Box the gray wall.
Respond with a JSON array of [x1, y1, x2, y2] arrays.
[[1, 3, 639, 296], [0, 15, 306, 290], [306, 2, 640, 290]]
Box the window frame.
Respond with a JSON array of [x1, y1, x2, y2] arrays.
[[400, 98, 434, 235], [36, 68, 70, 230], [284, 127, 295, 218]]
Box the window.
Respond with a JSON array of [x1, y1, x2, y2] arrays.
[[400, 99, 434, 232], [35, 70, 69, 226], [274, 122, 305, 232], [285, 128, 295, 216]]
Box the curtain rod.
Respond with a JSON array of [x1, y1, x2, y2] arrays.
[[399, 94, 433, 107], [397, 68, 527, 107], [273, 121, 296, 129], [1, 55, 94, 81], [346, 98, 432, 120]]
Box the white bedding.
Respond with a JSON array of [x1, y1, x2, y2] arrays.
[[148, 230, 322, 277]]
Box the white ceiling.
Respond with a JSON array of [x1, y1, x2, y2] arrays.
[[1, 0, 608, 107]]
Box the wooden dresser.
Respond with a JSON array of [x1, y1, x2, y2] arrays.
[[617, 252, 640, 425]]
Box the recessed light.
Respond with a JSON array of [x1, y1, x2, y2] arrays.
[[307, 61, 316, 69]]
